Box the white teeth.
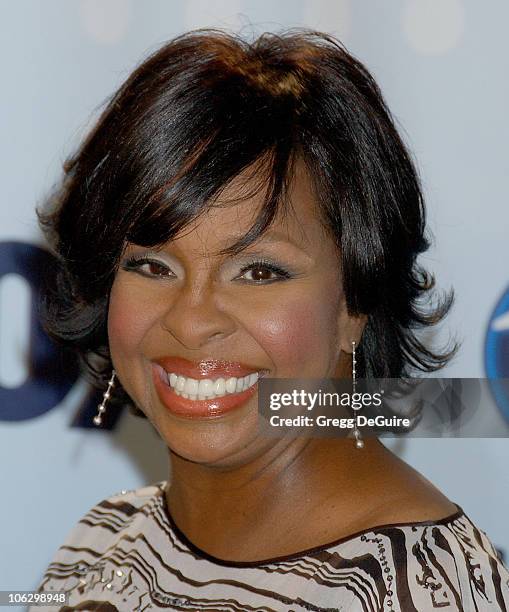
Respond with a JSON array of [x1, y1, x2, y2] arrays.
[[184, 378, 199, 396], [198, 379, 214, 399], [214, 378, 226, 396], [225, 377, 237, 393], [166, 371, 260, 399]]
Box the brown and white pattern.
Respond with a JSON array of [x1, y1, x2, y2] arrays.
[[32, 482, 509, 611]]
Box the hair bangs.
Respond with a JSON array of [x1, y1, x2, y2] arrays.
[[124, 128, 301, 261]]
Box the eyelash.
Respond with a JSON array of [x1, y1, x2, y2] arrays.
[[238, 259, 292, 283], [121, 256, 293, 283], [122, 257, 169, 278]]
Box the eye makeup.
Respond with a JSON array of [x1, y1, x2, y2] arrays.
[[122, 255, 174, 278], [236, 258, 293, 283], [120, 253, 296, 284]]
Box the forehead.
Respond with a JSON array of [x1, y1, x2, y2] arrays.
[[172, 156, 330, 254]]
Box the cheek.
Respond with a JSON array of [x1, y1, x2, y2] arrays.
[[252, 297, 339, 374], [107, 281, 157, 359]]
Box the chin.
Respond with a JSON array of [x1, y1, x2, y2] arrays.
[[168, 444, 246, 467], [153, 410, 265, 468]]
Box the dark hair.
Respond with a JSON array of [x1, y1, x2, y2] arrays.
[[37, 27, 459, 413]]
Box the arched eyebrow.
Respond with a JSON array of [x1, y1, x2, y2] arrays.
[[124, 229, 314, 262], [229, 229, 313, 257]]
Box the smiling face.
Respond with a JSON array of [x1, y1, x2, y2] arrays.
[[107, 157, 366, 466]]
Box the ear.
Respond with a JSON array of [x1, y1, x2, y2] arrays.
[[337, 310, 368, 354]]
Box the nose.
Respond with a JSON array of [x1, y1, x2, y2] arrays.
[[160, 279, 237, 350]]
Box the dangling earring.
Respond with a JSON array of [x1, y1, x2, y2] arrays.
[[93, 370, 116, 426], [351, 341, 364, 449]]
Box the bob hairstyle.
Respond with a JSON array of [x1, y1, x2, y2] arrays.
[[38, 27, 458, 414]]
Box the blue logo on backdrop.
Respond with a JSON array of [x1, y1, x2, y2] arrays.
[[485, 283, 509, 424], [0, 241, 122, 429]]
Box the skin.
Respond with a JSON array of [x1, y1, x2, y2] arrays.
[[108, 157, 457, 561]]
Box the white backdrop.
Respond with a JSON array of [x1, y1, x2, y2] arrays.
[[1, 0, 508, 599]]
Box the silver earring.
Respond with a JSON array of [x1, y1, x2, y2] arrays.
[[351, 341, 364, 449], [93, 370, 116, 426]]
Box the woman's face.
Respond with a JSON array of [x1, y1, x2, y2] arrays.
[[108, 158, 365, 466]]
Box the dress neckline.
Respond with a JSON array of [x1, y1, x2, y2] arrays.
[[156, 482, 465, 568]]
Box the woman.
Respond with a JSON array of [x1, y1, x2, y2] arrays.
[[33, 28, 509, 611]]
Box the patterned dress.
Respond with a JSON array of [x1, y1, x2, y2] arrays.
[[32, 481, 509, 611]]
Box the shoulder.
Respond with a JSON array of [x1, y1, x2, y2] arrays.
[[320, 508, 509, 611], [90, 481, 167, 518], [61, 481, 166, 546], [398, 511, 509, 609], [36, 482, 167, 587]]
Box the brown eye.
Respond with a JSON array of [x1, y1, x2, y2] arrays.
[[238, 260, 292, 283], [146, 261, 169, 277], [246, 265, 277, 282], [122, 256, 174, 279]]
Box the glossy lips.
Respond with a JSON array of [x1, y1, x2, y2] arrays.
[[152, 357, 265, 419]]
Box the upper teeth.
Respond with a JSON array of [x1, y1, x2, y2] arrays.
[[167, 372, 259, 400]]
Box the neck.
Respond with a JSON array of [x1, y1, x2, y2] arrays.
[[165, 436, 390, 561]]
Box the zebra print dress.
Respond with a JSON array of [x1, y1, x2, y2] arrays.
[[33, 481, 509, 611]]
